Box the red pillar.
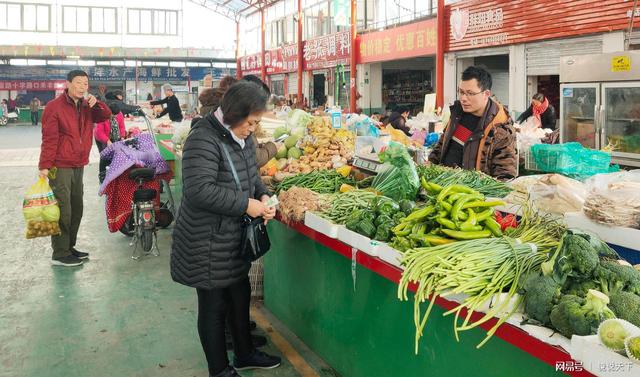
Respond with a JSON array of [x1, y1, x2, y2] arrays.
[[349, 0, 357, 113], [261, 8, 267, 82], [297, 0, 303, 105], [436, 0, 445, 109], [236, 21, 242, 79]]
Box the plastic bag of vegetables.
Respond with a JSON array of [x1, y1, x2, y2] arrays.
[[22, 177, 61, 239], [371, 143, 420, 201], [286, 109, 313, 130]]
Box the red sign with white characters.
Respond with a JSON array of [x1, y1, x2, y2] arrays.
[[303, 31, 351, 71], [0, 80, 66, 91], [237, 43, 299, 77]]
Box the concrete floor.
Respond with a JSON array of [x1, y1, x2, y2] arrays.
[[0, 124, 335, 377]]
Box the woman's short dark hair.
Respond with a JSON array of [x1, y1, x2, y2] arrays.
[[461, 66, 492, 91], [67, 70, 88, 82], [532, 93, 546, 102], [221, 81, 269, 127], [241, 75, 271, 96]]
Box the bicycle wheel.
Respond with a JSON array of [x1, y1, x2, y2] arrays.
[[141, 229, 153, 252]]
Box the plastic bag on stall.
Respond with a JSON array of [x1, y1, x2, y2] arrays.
[[531, 142, 617, 179], [582, 170, 640, 228], [526, 174, 588, 215], [22, 177, 61, 239], [371, 142, 420, 201]]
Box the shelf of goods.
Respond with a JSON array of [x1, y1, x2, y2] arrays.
[[264, 217, 599, 377]]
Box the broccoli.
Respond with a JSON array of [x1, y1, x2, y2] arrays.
[[549, 289, 616, 338], [609, 291, 640, 328], [541, 234, 599, 284], [569, 229, 620, 260], [522, 273, 562, 325], [563, 278, 599, 297], [594, 259, 640, 295]]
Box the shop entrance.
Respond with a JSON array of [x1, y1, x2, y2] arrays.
[[381, 57, 434, 115], [474, 55, 510, 108], [528, 75, 560, 120], [312, 73, 326, 107]]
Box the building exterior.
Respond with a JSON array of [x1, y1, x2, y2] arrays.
[[0, 0, 237, 111]]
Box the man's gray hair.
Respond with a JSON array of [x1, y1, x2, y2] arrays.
[[162, 84, 173, 92]]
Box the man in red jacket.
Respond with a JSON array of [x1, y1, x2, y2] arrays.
[[39, 70, 111, 266]]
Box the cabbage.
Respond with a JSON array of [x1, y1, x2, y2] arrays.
[[287, 109, 313, 129], [23, 206, 43, 221], [273, 126, 288, 140], [41, 205, 60, 222]]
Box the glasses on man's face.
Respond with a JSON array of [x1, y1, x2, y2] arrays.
[[458, 89, 485, 98]]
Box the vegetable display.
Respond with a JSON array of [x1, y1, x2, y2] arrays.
[[390, 183, 506, 251], [417, 165, 512, 198], [275, 170, 354, 194], [371, 143, 420, 202], [345, 196, 404, 242], [398, 237, 548, 352], [278, 187, 330, 224], [320, 190, 377, 225]]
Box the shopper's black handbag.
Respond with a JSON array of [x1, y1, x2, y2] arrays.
[[220, 143, 271, 262]]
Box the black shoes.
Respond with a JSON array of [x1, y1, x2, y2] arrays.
[[226, 334, 267, 350], [51, 255, 84, 266], [210, 366, 241, 377], [71, 248, 89, 259], [234, 350, 281, 371]]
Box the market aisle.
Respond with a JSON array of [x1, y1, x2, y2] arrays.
[[0, 163, 336, 377]]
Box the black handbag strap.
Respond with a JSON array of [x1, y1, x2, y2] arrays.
[[220, 142, 242, 191]]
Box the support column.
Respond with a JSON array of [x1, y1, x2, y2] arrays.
[[261, 8, 267, 82], [349, 0, 357, 113], [436, 0, 445, 109], [297, 0, 303, 104], [236, 20, 242, 79]]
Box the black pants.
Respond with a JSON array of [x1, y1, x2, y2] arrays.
[[197, 277, 253, 375], [31, 111, 39, 125], [95, 139, 109, 183]]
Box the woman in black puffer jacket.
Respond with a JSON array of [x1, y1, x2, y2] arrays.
[[171, 81, 280, 377]]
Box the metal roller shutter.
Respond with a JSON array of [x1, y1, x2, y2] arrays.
[[288, 73, 298, 94], [526, 35, 603, 76]]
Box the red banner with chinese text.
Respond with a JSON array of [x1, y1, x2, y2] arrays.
[[303, 31, 351, 71], [358, 18, 438, 64]]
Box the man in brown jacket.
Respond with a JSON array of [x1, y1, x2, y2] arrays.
[[429, 66, 517, 180]]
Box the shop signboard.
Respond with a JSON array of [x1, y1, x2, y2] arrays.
[[0, 80, 66, 91], [358, 18, 437, 64], [303, 31, 351, 70], [0, 65, 233, 83], [446, 0, 633, 51], [238, 44, 299, 77]]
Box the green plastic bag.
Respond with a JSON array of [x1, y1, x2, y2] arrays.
[[371, 143, 420, 201], [531, 142, 617, 179]]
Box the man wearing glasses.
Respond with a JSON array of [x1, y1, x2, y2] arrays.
[[429, 66, 517, 180]]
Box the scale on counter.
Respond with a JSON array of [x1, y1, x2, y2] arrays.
[[352, 154, 385, 174]]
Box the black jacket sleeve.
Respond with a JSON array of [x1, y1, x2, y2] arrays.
[[150, 97, 168, 106], [516, 106, 533, 124]]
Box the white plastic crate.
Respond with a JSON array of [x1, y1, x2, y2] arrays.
[[304, 211, 339, 238], [377, 244, 404, 270], [337, 226, 384, 257], [522, 146, 540, 171]]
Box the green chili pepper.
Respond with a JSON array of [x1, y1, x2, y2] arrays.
[[436, 184, 479, 202], [483, 218, 503, 237], [439, 201, 452, 212], [404, 205, 435, 222], [451, 194, 484, 222], [475, 208, 495, 222], [462, 200, 506, 209], [441, 229, 491, 240], [436, 217, 457, 230], [423, 235, 456, 245]]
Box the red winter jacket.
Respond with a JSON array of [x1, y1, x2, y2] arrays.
[[39, 90, 112, 170]]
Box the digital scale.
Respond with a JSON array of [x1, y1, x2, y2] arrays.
[[351, 155, 385, 174]]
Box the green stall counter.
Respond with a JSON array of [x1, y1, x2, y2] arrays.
[[18, 108, 43, 123], [264, 220, 593, 377]]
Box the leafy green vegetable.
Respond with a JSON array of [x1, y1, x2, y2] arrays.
[[399, 199, 416, 216], [355, 219, 376, 238], [371, 143, 420, 201], [542, 232, 600, 283], [374, 215, 394, 228], [374, 223, 394, 242]]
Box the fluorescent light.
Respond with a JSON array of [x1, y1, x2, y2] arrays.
[[110, 60, 125, 66], [27, 59, 47, 66], [155, 62, 169, 66], [9, 59, 28, 65], [169, 61, 186, 67], [125, 60, 137, 67], [78, 60, 95, 66], [66, 55, 80, 59]]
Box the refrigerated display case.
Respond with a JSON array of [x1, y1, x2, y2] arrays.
[[559, 51, 640, 167]]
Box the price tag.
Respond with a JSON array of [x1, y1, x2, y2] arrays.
[[351, 247, 357, 292]]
